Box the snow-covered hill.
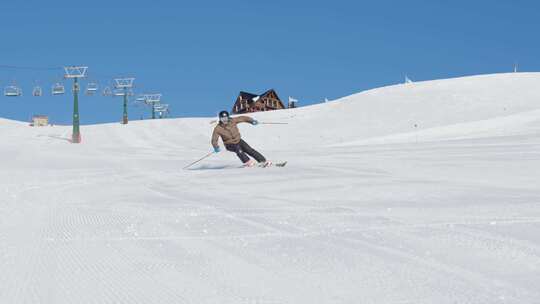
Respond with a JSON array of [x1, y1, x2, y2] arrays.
[[1, 73, 540, 303]]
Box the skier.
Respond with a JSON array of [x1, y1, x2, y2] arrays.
[[211, 110, 271, 167]]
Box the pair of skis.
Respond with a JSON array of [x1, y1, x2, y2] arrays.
[[182, 152, 287, 170], [244, 161, 287, 168]]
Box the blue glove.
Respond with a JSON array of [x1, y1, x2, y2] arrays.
[[251, 119, 259, 125], [213, 146, 221, 153]]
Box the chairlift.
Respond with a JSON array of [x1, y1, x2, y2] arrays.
[[102, 86, 112, 96], [85, 82, 98, 95], [52, 83, 65, 95], [113, 88, 134, 97], [154, 104, 169, 112], [33, 86, 43, 97], [4, 85, 22, 97], [113, 88, 125, 96], [155, 104, 169, 118]]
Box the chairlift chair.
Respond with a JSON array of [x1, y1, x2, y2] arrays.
[[113, 88, 125, 96], [155, 104, 169, 118], [33, 86, 43, 97], [154, 104, 169, 113], [52, 83, 65, 95], [4, 85, 22, 97], [102, 86, 112, 96], [85, 82, 98, 95], [135, 94, 146, 102], [113, 88, 134, 97]]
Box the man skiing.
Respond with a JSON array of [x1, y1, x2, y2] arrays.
[[211, 110, 270, 167]]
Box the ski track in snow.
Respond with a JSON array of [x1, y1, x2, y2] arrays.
[[2, 73, 540, 303]]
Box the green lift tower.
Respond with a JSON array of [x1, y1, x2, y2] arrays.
[[113, 77, 135, 124], [64, 66, 88, 143]]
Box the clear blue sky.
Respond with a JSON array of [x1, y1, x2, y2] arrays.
[[0, 0, 538, 124]]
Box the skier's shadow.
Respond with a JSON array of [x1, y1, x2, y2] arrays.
[[36, 134, 72, 143], [187, 164, 240, 171]]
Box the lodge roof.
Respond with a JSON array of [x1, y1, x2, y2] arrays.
[[238, 89, 279, 103], [238, 91, 258, 102]]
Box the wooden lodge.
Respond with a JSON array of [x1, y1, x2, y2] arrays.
[[232, 89, 286, 114]]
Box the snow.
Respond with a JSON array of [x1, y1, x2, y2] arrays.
[[1, 72, 540, 303]]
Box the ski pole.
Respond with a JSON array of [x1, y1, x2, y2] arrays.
[[183, 152, 214, 170]]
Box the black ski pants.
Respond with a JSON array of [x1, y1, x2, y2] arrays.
[[225, 139, 266, 164]]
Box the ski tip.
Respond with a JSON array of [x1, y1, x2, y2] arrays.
[[275, 161, 287, 167]]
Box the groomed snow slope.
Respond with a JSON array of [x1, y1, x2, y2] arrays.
[[1, 73, 540, 303]]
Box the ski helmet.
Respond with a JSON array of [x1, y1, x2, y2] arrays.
[[218, 111, 229, 123], [218, 110, 230, 123]]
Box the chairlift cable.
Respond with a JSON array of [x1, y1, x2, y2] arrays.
[[0, 64, 62, 71]]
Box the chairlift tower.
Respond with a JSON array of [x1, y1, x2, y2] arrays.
[[64, 66, 88, 143], [114, 78, 135, 124], [143, 93, 162, 119]]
